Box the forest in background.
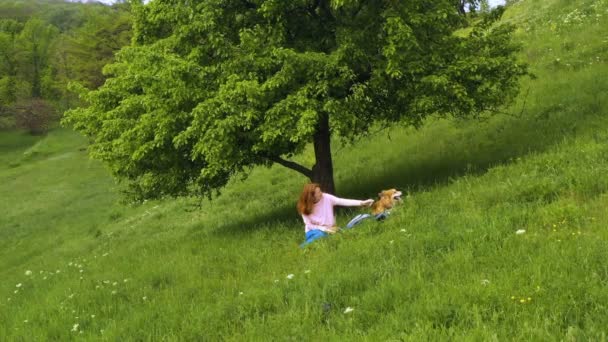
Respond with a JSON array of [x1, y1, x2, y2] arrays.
[[0, 0, 131, 134]]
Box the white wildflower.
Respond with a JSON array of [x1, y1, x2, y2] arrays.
[[91, 315, 95, 319], [71, 323, 79, 332], [123, 279, 129, 283], [343, 307, 355, 314], [142, 296, 147, 301], [516, 229, 526, 235], [43, 276, 47, 280], [286, 274, 295, 280], [400, 229, 406, 232], [389, 240, 394, 244], [14, 290, 18, 294], [481, 279, 490, 286], [25, 270, 32, 276], [112, 282, 118, 286], [239, 292, 244, 295], [24, 320, 28, 323], [16, 283, 22, 288]]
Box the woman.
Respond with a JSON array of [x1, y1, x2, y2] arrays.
[[297, 183, 373, 246]]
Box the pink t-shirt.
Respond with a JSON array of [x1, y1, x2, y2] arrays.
[[302, 193, 364, 233]]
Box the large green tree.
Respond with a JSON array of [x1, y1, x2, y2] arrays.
[[65, 0, 526, 200]]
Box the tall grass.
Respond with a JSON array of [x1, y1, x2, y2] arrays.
[[1, 0, 608, 339]]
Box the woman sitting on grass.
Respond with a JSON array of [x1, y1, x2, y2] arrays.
[[297, 183, 373, 247]]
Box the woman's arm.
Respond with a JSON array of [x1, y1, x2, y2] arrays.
[[326, 194, 373, 207]]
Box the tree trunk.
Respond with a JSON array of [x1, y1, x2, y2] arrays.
[[311, 112, 335, 194]]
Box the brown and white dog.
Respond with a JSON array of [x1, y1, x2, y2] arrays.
[[371, 189, 403, 215]]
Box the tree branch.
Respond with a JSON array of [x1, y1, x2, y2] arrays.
[[267, 155, 312, 179]]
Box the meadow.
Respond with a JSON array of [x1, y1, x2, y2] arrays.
[[2, 0, 608, 339]]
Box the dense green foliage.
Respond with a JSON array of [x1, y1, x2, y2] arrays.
[[0, 0, 132, 132], [64, 0, 527, 200], [2, 0, 608, 339]]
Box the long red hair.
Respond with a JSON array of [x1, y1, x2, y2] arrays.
[[297, 183, 320, 215]]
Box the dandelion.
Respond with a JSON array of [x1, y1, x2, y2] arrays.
[[516, 229, 526, 235], [286, 274, 295, 280], [343, 307, 355, 314], [71, 323, 79, 332], [25, 270, 32, 276], [16, 283, 22, 288]]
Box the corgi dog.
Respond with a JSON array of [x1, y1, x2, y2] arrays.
[[371, 189, 403, 215]]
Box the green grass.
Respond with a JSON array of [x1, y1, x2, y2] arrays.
[[2, 0, 608, 339]]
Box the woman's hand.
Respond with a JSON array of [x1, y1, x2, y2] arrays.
[[361, 199, 374, 207], [327, 226, 339, 234]]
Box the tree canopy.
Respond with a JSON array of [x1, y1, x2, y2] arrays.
[[0, 0, 132, 131], [64, 0, 527, 200]]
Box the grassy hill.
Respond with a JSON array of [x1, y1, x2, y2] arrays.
[[2, 0, 608, 339]]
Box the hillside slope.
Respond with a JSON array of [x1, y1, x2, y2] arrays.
[[1, 0, 608, 339]]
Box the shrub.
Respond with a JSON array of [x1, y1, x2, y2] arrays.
[[12, 98, 57, 135]]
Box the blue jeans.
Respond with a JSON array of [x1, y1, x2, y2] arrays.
[[345, 212, 389, 228], [300, 229, 328, 248]]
